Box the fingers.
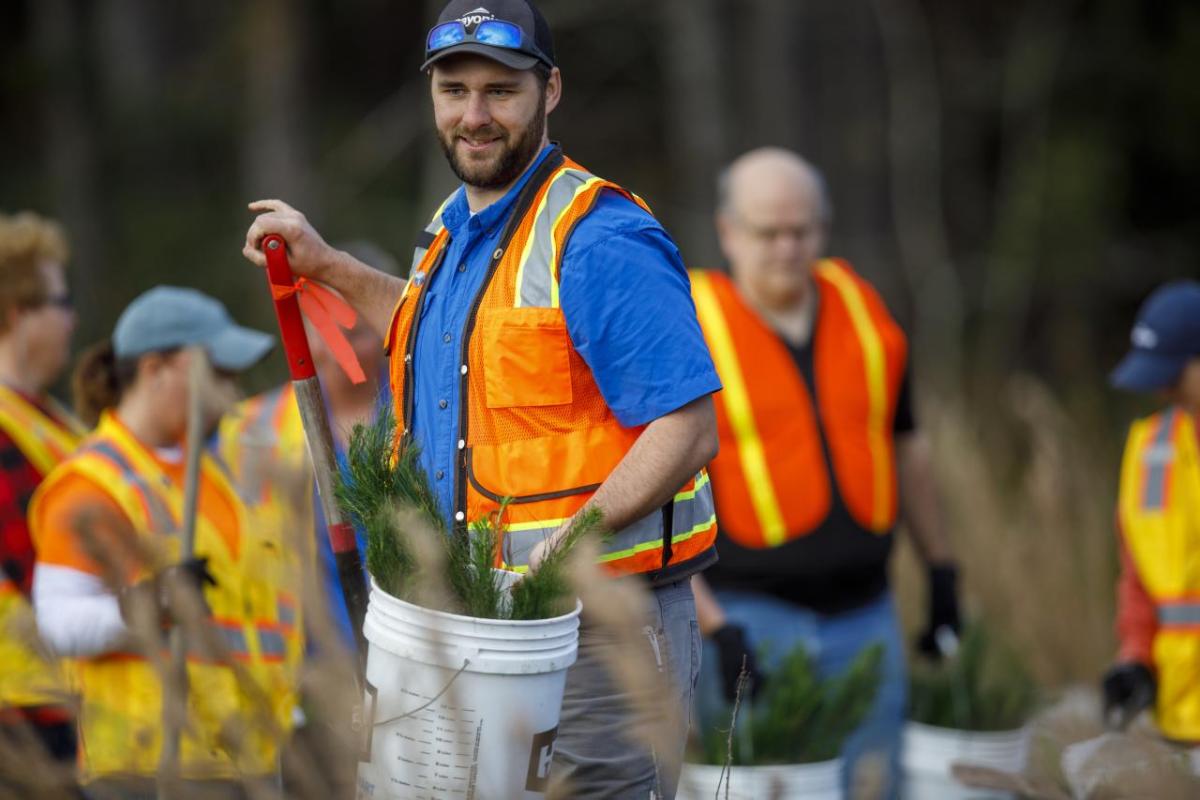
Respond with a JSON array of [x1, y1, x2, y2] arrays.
[[247, 198, 292, 214]]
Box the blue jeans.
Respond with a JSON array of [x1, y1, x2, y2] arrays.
[[695, 590, 906, 799]]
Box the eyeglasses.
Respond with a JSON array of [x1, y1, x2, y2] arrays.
[[42, 292, 73, 311], [425, 20, 550, 66]]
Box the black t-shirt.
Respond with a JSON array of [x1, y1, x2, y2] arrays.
[[703, 336, 915, 615]]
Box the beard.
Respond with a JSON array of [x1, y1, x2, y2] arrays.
[[439, 93, 547, 190]]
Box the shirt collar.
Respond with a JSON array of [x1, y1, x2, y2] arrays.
[[441, 143, 558, 235]]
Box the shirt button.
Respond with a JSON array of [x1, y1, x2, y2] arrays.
[[458, 263, 467, 273], [438, 399, 448, 409], [435, 470, 445, 480], [457, 439, 465, 450], [455, 511, 465, 522], [443, 332, 451, 344], [460, 364, 468, 375]]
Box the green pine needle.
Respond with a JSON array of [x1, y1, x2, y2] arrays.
[[700, 641, 884, 765], [509, 507, 605, 621], [337, 407, 598, 620], [908, 623, 1038, 731]]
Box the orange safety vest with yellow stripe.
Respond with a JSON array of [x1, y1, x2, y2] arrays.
[[386, 148, 717, 577], [690, 263, 908, 548], [218, 384, 311, 724], [0, 385, 84, 710], [29, 412, 284, 779], [1118, 407, 1200, 741]]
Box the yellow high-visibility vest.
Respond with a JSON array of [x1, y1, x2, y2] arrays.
[[0, 385, 84, 710], [30, 412, 285, 780], [1118, 407, 1200, 741]]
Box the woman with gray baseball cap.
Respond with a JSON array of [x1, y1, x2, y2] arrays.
[[29, 286, 284, 797]]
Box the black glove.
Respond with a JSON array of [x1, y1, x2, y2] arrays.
[[712, 624, 763, 703], [917, 563, 961, 659], [119, 557, 217, 626], [173, 556, 218, 592], [1101, 662, 1156, 729]]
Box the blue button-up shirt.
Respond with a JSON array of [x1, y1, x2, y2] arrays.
[[410, 145, 720, 525]]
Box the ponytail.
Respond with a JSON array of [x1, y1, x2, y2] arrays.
[[73, 339, 136, 427]]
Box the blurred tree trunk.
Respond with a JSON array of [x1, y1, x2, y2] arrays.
[[658, 0, 726, 264], [744, 0, 801, 149], [872, 0, 965, 387], [33, 0, 105, 325], [241, 0, 312, 213], [96, 0, 157, 111], [976, 0, 1080, 379]]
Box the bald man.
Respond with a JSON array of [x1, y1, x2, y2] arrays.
[[688, 148, 960, 798]]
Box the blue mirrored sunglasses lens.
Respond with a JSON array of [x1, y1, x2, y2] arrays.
[[474, 20, 523, 49], [427, 22, 465, 51]]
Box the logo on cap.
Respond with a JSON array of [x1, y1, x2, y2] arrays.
[[459, 6, 494, 31], [1131, 324, 1158, 350]]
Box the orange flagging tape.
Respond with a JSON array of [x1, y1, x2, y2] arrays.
[[270, 278, 367, 385]]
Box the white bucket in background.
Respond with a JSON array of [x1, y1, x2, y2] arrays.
[[677, 759, 843, 799], [355, 574, 581, 800], [902, 721, 1027, 800]]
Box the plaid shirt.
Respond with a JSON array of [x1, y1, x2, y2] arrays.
[[0, 399, 65, 597]]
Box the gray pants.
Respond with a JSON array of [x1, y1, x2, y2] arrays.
[[552, 578, 701, 799]]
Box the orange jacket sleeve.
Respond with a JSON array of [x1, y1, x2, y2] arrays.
[[31, 473, 142, 586], [1115, 515, 1157, 668]]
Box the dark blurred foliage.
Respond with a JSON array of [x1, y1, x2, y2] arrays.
[[1, 0, 1198, 414]]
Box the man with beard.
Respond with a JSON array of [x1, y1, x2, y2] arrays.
[[243, 1, 721, 796]]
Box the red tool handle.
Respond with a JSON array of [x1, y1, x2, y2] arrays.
[[262, 234, 316, 381], [260, 233, 369, 670]]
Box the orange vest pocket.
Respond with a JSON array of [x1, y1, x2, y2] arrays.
[[480, 307, 574, 408]]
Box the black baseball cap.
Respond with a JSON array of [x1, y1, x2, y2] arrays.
[[422, 0, 556, 72], [1110, 280, 1200, 392]]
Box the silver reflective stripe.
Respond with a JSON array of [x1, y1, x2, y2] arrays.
[[515, 168, 602, 309], [1158, 603, 1200, 627], [1141, 409, 1177, 511], [409, 192, 455, 275], [503, 524, 559, 570], [500, 472, 715, 570], [258, 628, 287, 658]]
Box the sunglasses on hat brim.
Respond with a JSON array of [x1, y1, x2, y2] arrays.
[[425, 20, 551, 67]]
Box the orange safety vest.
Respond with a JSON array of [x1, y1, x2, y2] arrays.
[[29, 412, 283, 779], [386, 148, 717, 576], [0, 385, 84, 710], [1118, 407, 1200, 741], [690, 263, 908, 548]]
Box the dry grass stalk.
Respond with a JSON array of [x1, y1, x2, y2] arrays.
[[893, 375, 1117, 688]]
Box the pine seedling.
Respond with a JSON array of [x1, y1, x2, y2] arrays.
[[445, 512, 508, 619], [699, 641, 884, 766], [509, 507, 605, 621], [908, 623, 1038, 731]]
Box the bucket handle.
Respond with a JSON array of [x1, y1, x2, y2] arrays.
[[372, 659, 471, 728]]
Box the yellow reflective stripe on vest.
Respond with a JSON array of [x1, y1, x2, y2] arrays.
[[0, 385, 83, 476], [815, 260, 891, 531], [500, 471, 715, 572], [691, 271, 788, 545], [514, 168, 604, 309]]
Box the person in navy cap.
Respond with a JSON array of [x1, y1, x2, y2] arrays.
[[1103, 280, 1200, 741]]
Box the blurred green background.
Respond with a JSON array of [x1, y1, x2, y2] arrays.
[[3, 0, 1199, 685]]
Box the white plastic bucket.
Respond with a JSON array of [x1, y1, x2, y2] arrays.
[[902, 721, 1027, 799], [677, 759, 843, 799], [355, 574, 581, 800]]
